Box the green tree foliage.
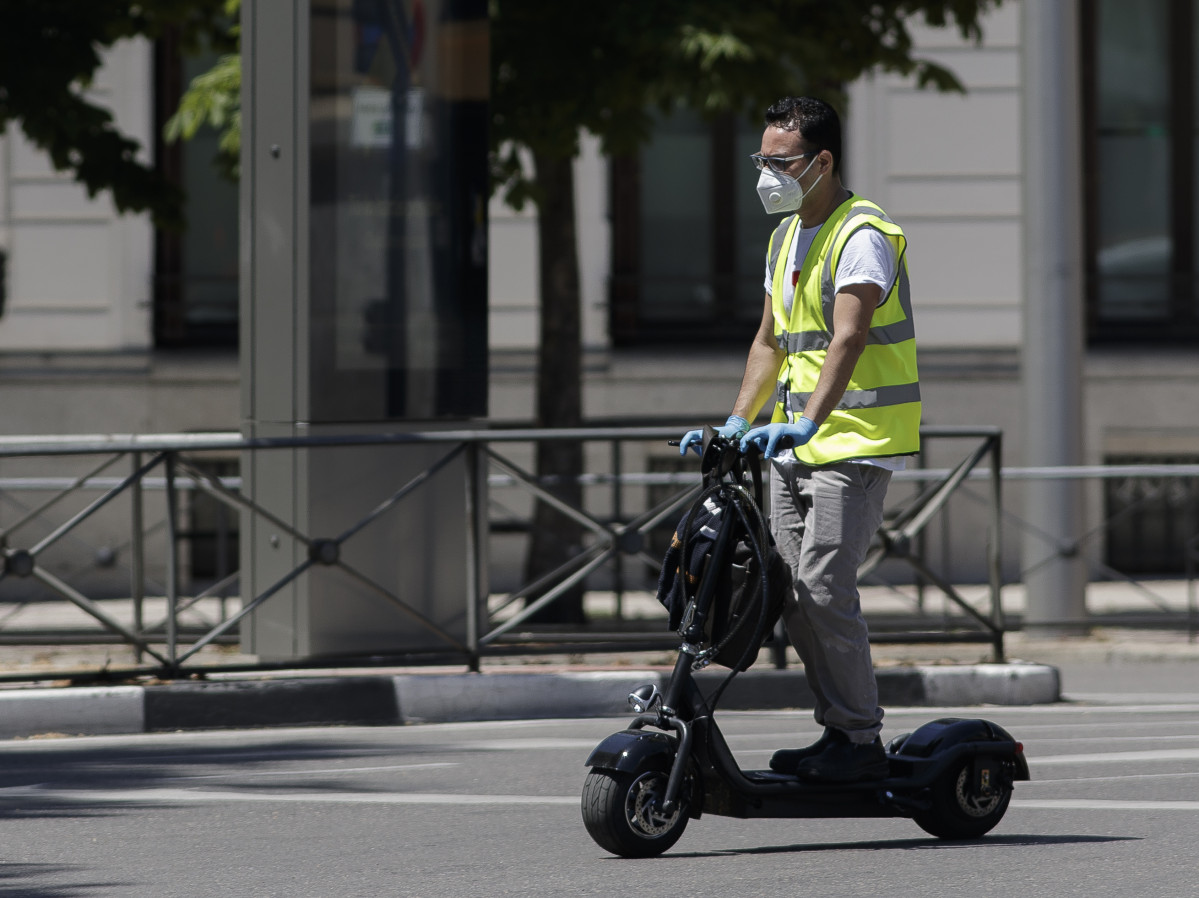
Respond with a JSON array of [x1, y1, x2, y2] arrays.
[[491, 0, 1000, 207], [0, 0, 231, 230], [489, 0, 1001, 622], [163, 0, 240, 180]]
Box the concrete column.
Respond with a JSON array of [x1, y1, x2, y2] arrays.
[[1020, 0, 1090, 635]]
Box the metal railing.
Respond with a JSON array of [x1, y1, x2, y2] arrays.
[[0, 426, 1010, 677], [991, 461, 1199, 640], [864, 426, 1005, 658], [0, 424, 1194, 679]]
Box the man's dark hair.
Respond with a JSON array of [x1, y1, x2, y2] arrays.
[[764, 97, 842, 174]]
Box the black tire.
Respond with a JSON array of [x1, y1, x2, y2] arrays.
[[581, 764, 690, 858], [914, 758, 1012, 840]]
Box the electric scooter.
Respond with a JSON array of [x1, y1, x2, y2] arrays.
[[581, 429, 1029, 858]]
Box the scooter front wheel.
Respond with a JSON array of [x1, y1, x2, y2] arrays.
[[581, 763, 690, 858]]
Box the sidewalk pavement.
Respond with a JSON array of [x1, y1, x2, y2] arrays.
[[0, 582, 1193, 740]]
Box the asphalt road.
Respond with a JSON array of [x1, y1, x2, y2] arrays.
[[0, 661, 1194, 897]]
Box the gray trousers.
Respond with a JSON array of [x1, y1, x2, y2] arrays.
[[769, 460, 891, 744]]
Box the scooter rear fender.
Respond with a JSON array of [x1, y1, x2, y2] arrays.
[[585, 729, 677, 773], [890, 718, 1030, 783]]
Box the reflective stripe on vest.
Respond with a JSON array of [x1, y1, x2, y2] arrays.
[[780, 381, 922, 413], [767, 195, 921, 465]]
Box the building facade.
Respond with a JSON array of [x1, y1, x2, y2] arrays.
[[0, 1, 1195, 598]]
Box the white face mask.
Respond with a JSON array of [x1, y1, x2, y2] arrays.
[[755, 155, 821, 215]]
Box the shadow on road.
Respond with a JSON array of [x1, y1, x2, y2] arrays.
[[662, 833, 1136, 858], [0, 862, 133, 897]]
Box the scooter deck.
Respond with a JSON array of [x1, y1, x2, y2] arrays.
[[742, 768, 916, 793], [703, 768, 922, 819]]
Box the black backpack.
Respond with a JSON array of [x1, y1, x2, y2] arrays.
[[655, 428, 791, 671]]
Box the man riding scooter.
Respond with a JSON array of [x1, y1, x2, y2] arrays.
[[680, 96, 921, 784]]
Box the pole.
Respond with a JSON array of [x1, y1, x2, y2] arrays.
[[165, 452, 181, 669], [463, 441, 483, 671], [130, 451, 145, 663], [988, 433, 1005, 660], [1020, 0, 1090, 636]]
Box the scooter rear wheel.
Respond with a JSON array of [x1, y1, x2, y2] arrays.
[[914, 758, 1012, 840], [581, 763, 689, 858]]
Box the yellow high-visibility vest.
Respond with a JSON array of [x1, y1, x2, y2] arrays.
[[767, 194, 921, 465]]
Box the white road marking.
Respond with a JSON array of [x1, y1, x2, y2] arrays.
[[1014, 799, 1199, 811], [458, 738, 603, 751], [4, 786, 1197, 814], [1022, 734, 1199, 745], [170, 762, 458, 780], [1065, 692, 1199, 703], [746, 703, 1199, 717], [729, 733, 1199, 752], [1023, 771, 1199, 785], [1033, 703, 1199, 714], [1033, 748, 1199, 765], [0, 785, 578, 806], [958, 719, 1199, 734]]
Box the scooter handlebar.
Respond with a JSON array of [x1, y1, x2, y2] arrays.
[[668, 433, 793, 454]]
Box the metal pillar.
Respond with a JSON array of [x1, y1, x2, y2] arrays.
[[240, 0, 489, 661], [1020, 0, 1090, 635]]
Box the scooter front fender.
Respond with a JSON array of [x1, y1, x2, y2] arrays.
[[585, 729, 677, 773]]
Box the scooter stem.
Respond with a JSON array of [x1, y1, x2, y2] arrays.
[[646, 651, 699, 817], [657, 717, 692, 815], [660, 644, 694, 713]]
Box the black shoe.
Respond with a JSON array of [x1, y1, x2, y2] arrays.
[[768, 728, 839, 774], [795, 735, 890, 783]]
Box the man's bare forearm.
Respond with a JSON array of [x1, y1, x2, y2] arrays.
[[731, 334, 785, 423], [800, 285, 876, 425]]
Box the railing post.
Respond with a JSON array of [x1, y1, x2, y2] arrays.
[[1185, 496, 1197, 644], [164, 452, 180, 672], [914, 447, 927, 613], [463, 439, 483, 671], [612, 437, 624, 620], [988, 433, 1005, 661], [130, 451, 146, 663], [1187, 534, 1198, 644], [216, 486, 231, 622]]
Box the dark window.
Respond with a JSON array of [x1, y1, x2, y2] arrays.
[[1083, 0, 1199, 341], [307, 0, 489, 421], [154, 31, 239, 347], [611, 110, 768, 345], [181, 459, 239, 587], [1104, 455, 1199, 573]]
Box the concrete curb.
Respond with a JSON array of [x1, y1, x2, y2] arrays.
[[0, 662, 1060, 740], [144, 677, 402, 732], [0, 686, 145, 740], [393, 671, 658, 724], [916, 662, 1062, 707]]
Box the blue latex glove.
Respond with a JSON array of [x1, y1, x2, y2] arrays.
[[679, 415, 749, 456], [740, 418, 818, 458]]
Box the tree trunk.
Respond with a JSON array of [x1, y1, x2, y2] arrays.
[[524, 149, 586, 624]]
